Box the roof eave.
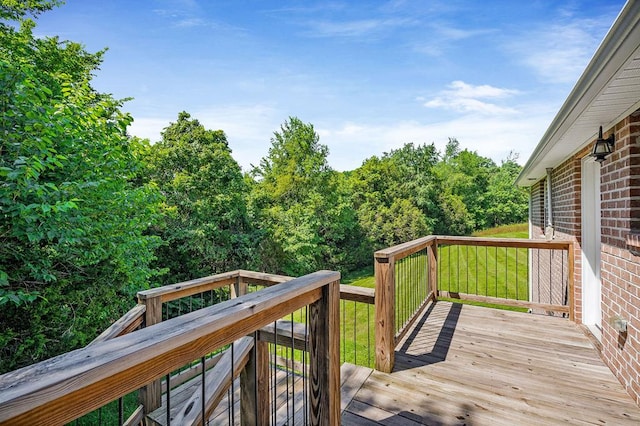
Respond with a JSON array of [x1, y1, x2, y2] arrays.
[[516, 0, 640, 187]]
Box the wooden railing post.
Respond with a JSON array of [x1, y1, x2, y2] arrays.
[[233, 274, 248, 298], [567, 242, 575, 322], [428, 241, 438, 301], [137, 294, 163, 413], [375, 254, 395, 373], [309, 278, 340, 425], [240, 339, 269, 425]]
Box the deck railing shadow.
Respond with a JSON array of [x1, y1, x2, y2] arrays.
[[393, 301, 462, 371], [374, 235, 574, 373]]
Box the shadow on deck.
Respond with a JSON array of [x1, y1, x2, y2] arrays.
[[341, 302, 640, 425]]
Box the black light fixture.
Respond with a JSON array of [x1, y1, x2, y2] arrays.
[[591, 126, 615, 163]]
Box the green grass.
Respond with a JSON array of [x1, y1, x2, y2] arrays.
[[341, 266, 374, 288], [440, 223, 529, 312], [472, 222, 528, 238], [72, 391, 139, 425]]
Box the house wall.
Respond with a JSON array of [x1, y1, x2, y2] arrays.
[[529, 154, 584, 316], [529, 110, 640, 404], [599, 111, 640, 404]]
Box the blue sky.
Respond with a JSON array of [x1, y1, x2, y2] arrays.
[[34, 0, 625, 171]]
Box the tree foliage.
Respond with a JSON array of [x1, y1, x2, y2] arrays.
[[143, 112, 255, 283], [0, 0, 162, 372], [251, 117, 366, 275], [0, 0, 530, 374]]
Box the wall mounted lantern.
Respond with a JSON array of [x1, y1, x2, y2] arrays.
[[591, 126, 615, 163]]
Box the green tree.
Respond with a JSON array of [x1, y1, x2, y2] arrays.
[[482, 153, 529, 227], [0, 1, 163, 372], [432, 139, 495, 234], [144, 112, 255, 283], [348, 144, 435, 250], [251, 117, 366, 275]]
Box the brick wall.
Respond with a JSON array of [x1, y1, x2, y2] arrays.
[[530, 181, 545, 237], [529, 110, 640, 404], [529, 155, 584, 315], [598, 111, 640, 404]]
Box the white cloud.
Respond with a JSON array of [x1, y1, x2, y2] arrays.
[[320, 106, 554, 171], [424, 81, 519, 115], [128, 117, 172, 142], [508, 18, 609, 84], [128, 104, 282, 172], [129, 97, 554, 174], [412, 23, 496, 57], [305, 18, 415, 38], [175, 18, 206, 28]]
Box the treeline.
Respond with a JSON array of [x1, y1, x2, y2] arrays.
[[0, 1, 528, 372]]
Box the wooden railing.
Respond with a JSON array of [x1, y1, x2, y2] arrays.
[[135, 269, 293, 414], [0, 236, 574, 421], [374, 236, 574, 372], [0, 270, 341, 426]]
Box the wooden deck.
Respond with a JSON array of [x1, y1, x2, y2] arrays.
[[341, 301, 640, 425]]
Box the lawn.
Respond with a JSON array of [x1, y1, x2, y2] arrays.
[[344, 223, 531, 324]]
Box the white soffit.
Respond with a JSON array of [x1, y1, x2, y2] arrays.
[[516, 1, 640, 187]]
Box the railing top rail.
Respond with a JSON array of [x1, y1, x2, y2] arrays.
[[374, 236, 437, 261], [0, 270, 340, 425], [340, 284, 375, 304], [436, 235, 573, 250], [137, 270, 239, 302], [375, 235, 573, 262], [238, 269, 294, 287], [137, 270, 293, 303]]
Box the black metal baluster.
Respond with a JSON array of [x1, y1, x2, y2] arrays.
[[485, 246, 488, 296], [118, 396, 123, 426], [367, 302, 372, 367], [302, 308, 308, 426], [342, 299, 346, 362], [475, 245, 479, 295], [495, 246, 498, 297], [353, 300, 358, 365], [505, 247, 508, 299], [231, 342, 235, 425], [166, 373, 171, 426], [516, 248, 519, 300], [272, 326, 277, 425], [201, 356, 205, 426]]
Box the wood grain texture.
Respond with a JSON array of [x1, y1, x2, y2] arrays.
[[258, 320, 309, 351], [438, 291, 570, 313], [237, 270, 294, 287], [376, 236, 571, 261], [140, 295, 163, 412], [340, 284, 375, 304], [0, 270, 339, 425], [436, 235, 572, 250], [375, 236, 436, 261], [170, 337, 253, 425], [137, 272, 237, 303], [567, 242, 575, 322], [374, 256, 395, 373], [309, 279, 341, 426], [427, 243, 438, 298], [341, 301, 640, 425], [240, 339, 269, 426]]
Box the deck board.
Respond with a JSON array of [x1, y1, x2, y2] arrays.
[[342, 301, 640, 425]]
